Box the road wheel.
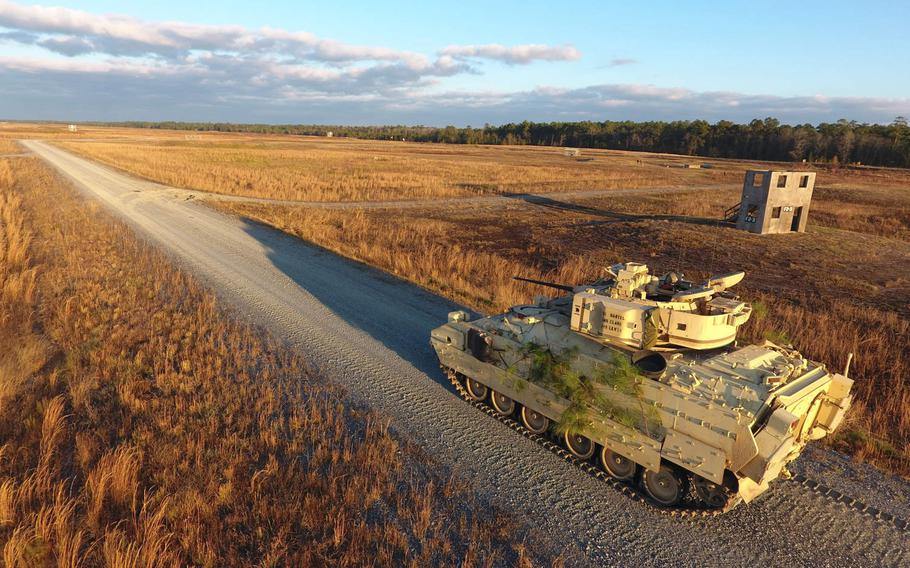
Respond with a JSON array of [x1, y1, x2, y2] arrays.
[[520, 407, 549, 434], [600, 448, 638, 481], [490, 390, 515, 415], [694, 476, 729, 509], [564, 432, 595, 460], [465, 377, 488, 401], [642, 465, 688, 506]]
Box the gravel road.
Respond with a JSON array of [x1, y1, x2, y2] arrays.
[[22, 140, 910, 567]]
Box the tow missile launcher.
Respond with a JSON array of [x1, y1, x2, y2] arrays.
[[431, 262, 853, 509]]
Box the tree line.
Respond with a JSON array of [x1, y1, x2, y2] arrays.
[[107, 117, 910, 168]]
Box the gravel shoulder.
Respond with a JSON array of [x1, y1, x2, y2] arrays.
[[23, 140, 910, 567]]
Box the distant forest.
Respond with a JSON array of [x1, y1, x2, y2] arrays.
[[109, 117, 910, 168]]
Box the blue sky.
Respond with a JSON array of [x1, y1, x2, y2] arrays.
[[0, 0, 908, 125]]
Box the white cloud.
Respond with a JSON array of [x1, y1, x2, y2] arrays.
[[0, 0, 453, 69], [0, 0, 555, 100], [439, 43, 581, 65], [1, 55, 906, 125], [0, 0, 249, 51], [0, 55, 178, 75]]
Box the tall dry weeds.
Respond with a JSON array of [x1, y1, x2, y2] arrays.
[[0, 156, 544, 565], [0, 161, 41, 409], [0, 140, 20, 154]]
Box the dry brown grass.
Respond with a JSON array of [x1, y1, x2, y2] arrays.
[[57, 137, 743, 202], [0, 140, 20, 154], [0, 122, 230, 142], [47, 131, 910, 212], [808, 186, 910, 239], [0, 157, 545, 566], [217, 196, 910, 476], [13, 121, 910, 215]]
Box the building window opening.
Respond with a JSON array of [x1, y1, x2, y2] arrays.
[[752, 172, 764, 187], [799, 175, 810, 188], [777, 175, 788, 188], [772, 207, 782, 219]]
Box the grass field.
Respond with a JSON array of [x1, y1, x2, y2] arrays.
[[0, 140, 20, 154], [0, 122, 221, 141], [0, 121, 750, 202], [57, 137, 746, 202], [8, 121, 910, 206], [42, 127, 910, 208], [0, 156, 544, 566]]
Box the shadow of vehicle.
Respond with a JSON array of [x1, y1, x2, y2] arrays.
[[238, 217, 472, 389]]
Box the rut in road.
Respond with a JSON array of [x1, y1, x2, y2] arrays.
[[21, 140, 910, 567]]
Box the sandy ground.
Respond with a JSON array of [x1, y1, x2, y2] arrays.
[[22, 140, 910, 566]]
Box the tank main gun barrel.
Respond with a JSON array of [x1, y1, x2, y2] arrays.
[[513, 276, 575, 293]]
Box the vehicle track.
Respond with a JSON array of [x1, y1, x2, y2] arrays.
[[444, 368, 741, 518], [21, 140, 910, 566]]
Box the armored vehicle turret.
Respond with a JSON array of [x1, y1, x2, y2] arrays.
[[432, 262, 853, 510]]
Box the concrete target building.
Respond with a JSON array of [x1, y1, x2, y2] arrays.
[[725, 170, 816, 234]]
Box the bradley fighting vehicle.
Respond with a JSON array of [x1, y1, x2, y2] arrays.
[[431, 262, 853, 511]]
